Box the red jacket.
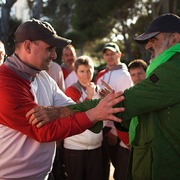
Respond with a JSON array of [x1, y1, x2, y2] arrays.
[[0, 64, 92, 142]]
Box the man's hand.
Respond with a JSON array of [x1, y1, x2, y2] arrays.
[[86, 90, 125, 123], [26, 106, 74, 128], [99, 80, 114, 98], [26, 90, 125, 128]]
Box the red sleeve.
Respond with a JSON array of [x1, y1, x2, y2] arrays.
[[0, 65, 92, 142], [95, 69, 108, 84], [61, 66, 69, 80], [116, 130, 130, 148], [65, 86, 81, 103]]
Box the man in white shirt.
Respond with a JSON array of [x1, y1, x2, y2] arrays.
[[96, 42, 133, 180]]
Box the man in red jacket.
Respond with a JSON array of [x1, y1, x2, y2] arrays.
[[0, 18, 124, 180]]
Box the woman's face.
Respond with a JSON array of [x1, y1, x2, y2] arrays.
[[76, 64, 94, 86]]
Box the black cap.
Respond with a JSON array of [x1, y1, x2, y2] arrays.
[[135, 13, 180, 44], [103, 42, 121, 53], [14, 19, 72, 48]]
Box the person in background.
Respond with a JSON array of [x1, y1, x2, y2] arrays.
[[64, 55, 102, 180], [47, 61, 65, 92], [53, 44, 77, 180], [61, 44, 78, 89], [0, 18, 124, 180], [128, 59, 148, 85], [115, 60, 148, 180], [52, 44, 78, 180], [0, 40, 6, 65], [95, 42, 133, 180], [127, 59, 148, 160]]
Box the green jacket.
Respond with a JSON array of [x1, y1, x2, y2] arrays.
[[68, 53, 180, 179], [120, 53, 180, 180]]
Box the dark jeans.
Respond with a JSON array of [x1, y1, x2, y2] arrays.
[[101, 135, 120, 180], [114, 145, 130, 180], [64, 147, 102, 180]]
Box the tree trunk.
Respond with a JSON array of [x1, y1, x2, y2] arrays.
[[31, 0, 43, 19], [0, 0, 17, 43]]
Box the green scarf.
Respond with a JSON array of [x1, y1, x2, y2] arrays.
[[129, 43, 180, 146]]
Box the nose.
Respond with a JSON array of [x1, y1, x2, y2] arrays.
[[84, 71, 89, 78], [145, 40, 152, 50]]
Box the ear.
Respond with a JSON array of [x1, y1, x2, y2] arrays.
[[23, 40, 32, 54], [117, 52, 122, 58], [170, 33, 180, 45]]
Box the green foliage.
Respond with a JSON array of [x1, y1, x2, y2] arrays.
[[132, 14, 153, 38], [42, 0, 74, 39], [71, 0, 123, 42], [4, 0, 180, 65], [65, 30, 86, 48]]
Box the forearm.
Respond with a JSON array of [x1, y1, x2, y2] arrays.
[[67, 99, 103, 133], [67, 99, 101, 112], [29, 112, 93, 142], [52, 106, 75, 118], [27, 91, 125, 134], [49, 99, 101, 118]]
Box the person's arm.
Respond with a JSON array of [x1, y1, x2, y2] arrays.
[[114, 57, 180, 129], [27, 91, 125, 128], [0, 66, 125, 142]]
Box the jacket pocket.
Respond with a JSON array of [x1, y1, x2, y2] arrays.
[[131, 141, 152, 180]]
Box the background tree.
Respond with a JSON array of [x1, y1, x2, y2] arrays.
[[0, 0, 17, 53], [1, 0, 180, 65], [30, 0, 43, 19]]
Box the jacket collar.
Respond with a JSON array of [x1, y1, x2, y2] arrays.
[[4, 53, 40, 82]]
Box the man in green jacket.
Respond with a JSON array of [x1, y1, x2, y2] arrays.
[[125, 13, 180, 179], [28, 13, 180, 180]]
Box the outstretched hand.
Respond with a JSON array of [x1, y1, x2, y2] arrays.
[[26, 90, 125, 128], [86, 90, 125, 123]]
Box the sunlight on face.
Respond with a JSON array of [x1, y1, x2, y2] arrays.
[[30, 41, 57, 71], [76, 64, 94, 86], [129, 67, 146, 85], [103, 49, 120, 69], [62, 48, 76, 67], [145, 33, 173, 60]]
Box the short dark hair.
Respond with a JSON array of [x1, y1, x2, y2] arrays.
[[74, 55, 94, 72], [128, 59, 148, 72]]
